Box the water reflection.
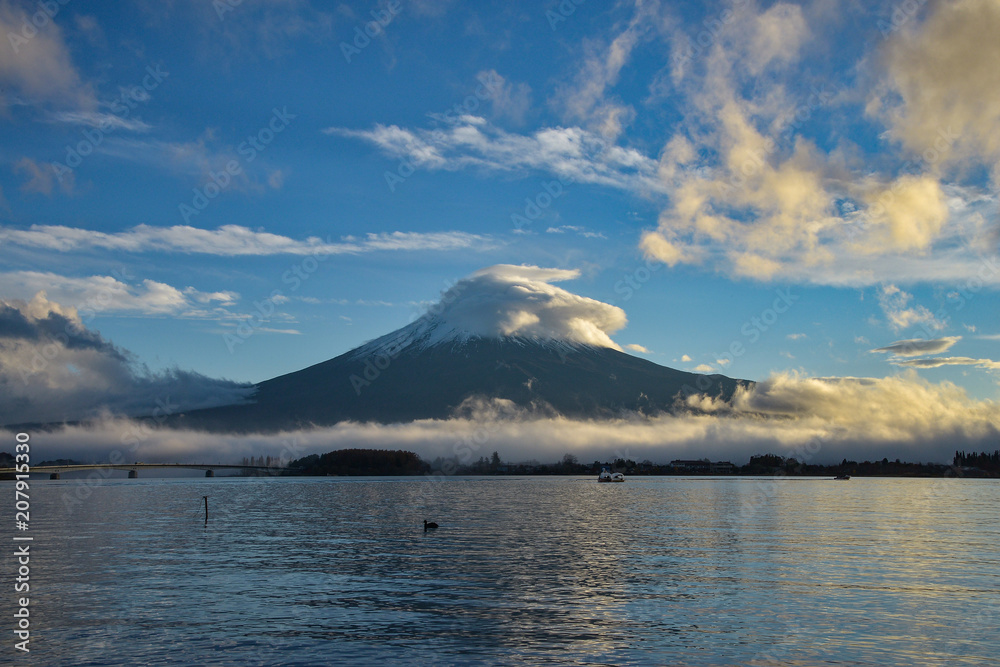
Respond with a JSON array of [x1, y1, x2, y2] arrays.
[[2, 476, 997, 665]]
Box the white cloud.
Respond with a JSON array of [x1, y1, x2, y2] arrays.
[[73, 14, 105, 47], [431, 265, 627, 350], [256, 327, 301, 335], [337, 111, 999, 287], [680, 354, 692, 362], [94, 132, 293, 194], [865, 334, 998, 374], [188, 0, 336, 61], [0, 272, 236, 317], [693, 363, 715, 372], [637, 1, 852, 282], [350, 231, 496, 253], [0, 224, 496, 256], [625, 343, 650, 354], [546, 225, 606, 239], [877, 284, 944, 332], [327, 117, 663, 196]]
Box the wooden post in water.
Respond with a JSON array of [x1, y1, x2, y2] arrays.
[[203, 495, 209, 525]]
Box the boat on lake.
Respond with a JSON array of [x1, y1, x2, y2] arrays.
[[834, 474, 851, 480], [598, 467, 625, 482]]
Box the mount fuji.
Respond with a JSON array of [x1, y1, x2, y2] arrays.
[[172, 265, 750, 431]]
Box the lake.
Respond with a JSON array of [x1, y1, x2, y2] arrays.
[[4, 475, 998, 665]]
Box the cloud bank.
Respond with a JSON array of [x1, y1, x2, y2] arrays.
[[13, 371, 998, 467], [0, 293, 253, 425]]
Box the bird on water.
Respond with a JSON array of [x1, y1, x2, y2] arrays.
[[424, 520, 439, 532]]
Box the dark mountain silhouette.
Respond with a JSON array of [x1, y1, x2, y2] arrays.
[[171, 316, 750, 432]]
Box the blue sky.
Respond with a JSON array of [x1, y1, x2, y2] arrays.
[[1, 0, 998, 462]]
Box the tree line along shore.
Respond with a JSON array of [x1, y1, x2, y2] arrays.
[[279, 448, 1000, 478], [3, 448, 997, 478]]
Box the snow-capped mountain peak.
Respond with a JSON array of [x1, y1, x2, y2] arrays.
[[351, 264, 627, 359], [350, 313, 598, 361]]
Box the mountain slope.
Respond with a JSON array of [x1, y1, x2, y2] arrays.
[[172, 319, 750, 432]]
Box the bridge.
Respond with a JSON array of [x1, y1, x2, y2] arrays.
[[0, 463, 280, 480]]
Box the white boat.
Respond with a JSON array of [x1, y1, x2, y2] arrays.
[[598, 468, 625, 482]]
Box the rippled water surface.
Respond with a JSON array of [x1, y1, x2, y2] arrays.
[[4, 475, 998, 665]]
